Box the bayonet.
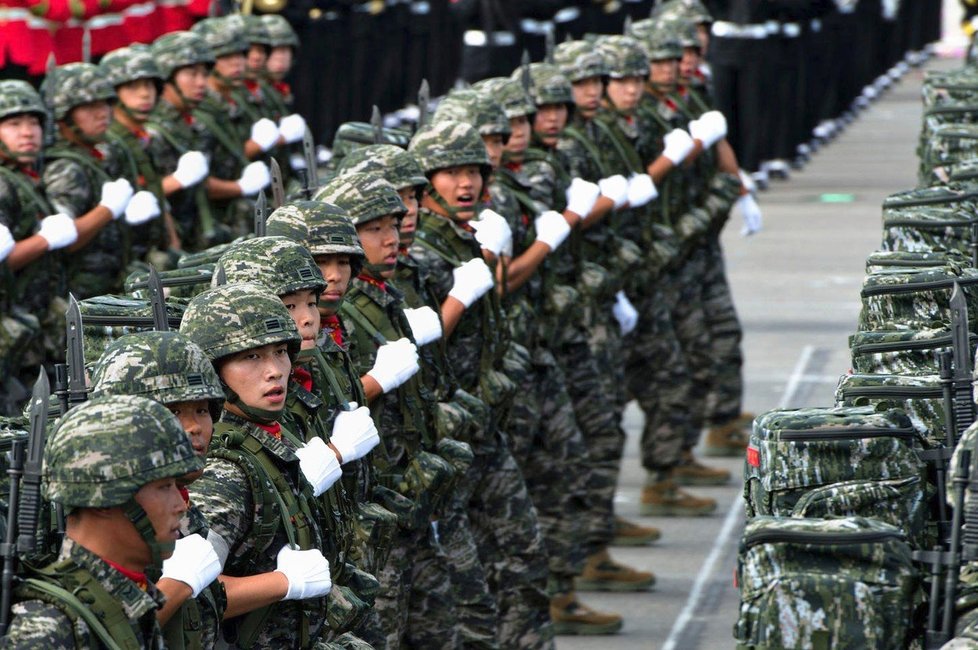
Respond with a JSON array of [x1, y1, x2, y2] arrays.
[[17, 369, 48, 555], [42, 54, 56, 152], [623, 14, 633, 36], [65, 294, 87, 406], [0, 428, 24, 637], [269, 158, 285, 209], [370, 106, 383, 144], [417, 79, 430, 129], [254, 190, 267, 236], [520, 50, 532, 95], [81, 27, 91, 64], [545, 28, 555, 63], [148, 267, 169, 332], [302, 127, 319, 197], [213, 265, 228, 286], [951, 282, 974, 442]]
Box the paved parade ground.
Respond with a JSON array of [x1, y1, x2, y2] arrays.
[[557, 54, 952, 650]]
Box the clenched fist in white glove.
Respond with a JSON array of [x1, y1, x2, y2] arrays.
[[626, 173, 658, 207], [598, 174, 629, 209], [124, 191, 161, 225], [662, 128, 695, 165], [278, 114, 307, 144], [99, 178, 135, 219], [689, 114, 725, 149], [37, 214, 78, 250], [295, 436, 343, 496], [330, 402, 380, 463], [403, 306, 442, 345], [448, 258, 495, 308], [471, 209, 512, 257], [699, 111, 727, 140], [737, 194, 763, 236], [368, 338, 420, 393], [0, 224, 14, 262], [565, 177, 601, 217], [534, 210, 571, 251], [161, 533, 224, 597], [276, 545, 332, 600], [172, 151, 209, 188], [250, 118, 280, 152], [612, 290, 639, 335], [237, 161, 272, 196]]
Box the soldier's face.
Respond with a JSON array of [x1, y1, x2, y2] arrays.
[[282, 288, 321, 349], [171, 65, 209, 105], [680, 48, 701, 81], [357, 215, 400, 279], [397, 187, 419, 247], [69, 100, 112, 140], [213, 53, 246, 86], [247, 44, 269, 78], [316, 254, 353, 316], [133, 476, 188, 558], [649, 60, 679, 92], [696, 25, 709, 56], [219, 342, 291, 414], [167, 399, 213, 482], [505, 115, 530, 157], [116, 78, 158, 117], [428, 165, 484, 221], [533, 104, 568, 147], [481, 134, 504, 169], [606, 76, 644, 112], [0, 114, 42, 162], [266, 46, 293, 81], [572, 77, 603, 119]]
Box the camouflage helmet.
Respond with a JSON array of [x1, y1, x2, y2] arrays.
[[179, 282, 301, 363], [554, 40, 609, 82], [99, 44, 163, 89], [265, 200, 365, 264], [336, 144, 427, 191], [152, 31, 215, 80], [471, 77, 535, 119], [0, 80, 46, 122], [409, 121, 492, 176], [433, 89, 511, 141], [660, 16, 700, 49], [630, 19, 683, 61], [90, 331, 225, 421], [261, 14, 299, 49], [42, 63, 116, 121], [243, 14, 273, 47], [314, 172, 407, 226], [44, 394, 203, 509], [512, 63, 573, 106], [651, 0, 712, 24], [595, 35, 649, 78], [214, 236, 326, 296], [192, 16, 248, 58]]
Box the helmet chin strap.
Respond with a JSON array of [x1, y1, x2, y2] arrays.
[[363, 262, 396, 278], [122, 498, 172, 581], [118, 101, 152, 124], [427, 186, 478, 223], [399, 230, 416, 248], [221, 380, 280, 426]]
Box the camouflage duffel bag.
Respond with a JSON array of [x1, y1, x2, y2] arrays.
[[745, 406, 929, 546], [920, 103, 978, 157], [124, 265, 214, 301], [849, 327, 977, 375], [881, 206, 978, 256], [78, 295, 186, 365], [857, 267, 978, 332], [920, 124, 978, 186], [922, 69, 978, 108], [733, 516, 920, 650], [835, 373, 947, 445], [866, 250, 971, 274]]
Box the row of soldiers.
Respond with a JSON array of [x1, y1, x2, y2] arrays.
[[0, 2, 759, 648]]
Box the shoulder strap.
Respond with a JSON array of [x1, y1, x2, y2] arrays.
[[0, 165, 54, 215], [191, 109, 249, 167], [413, 229, 463, 266], [561, 125, 611, 177], [591, 118, 643, 172], [45, 145, 112, 184], [523, 147, 572, 187], [144, 118, 188, 155], [19, 578, 128, 650]]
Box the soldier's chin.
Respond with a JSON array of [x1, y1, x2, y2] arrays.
[[12, 150, 38, 163]]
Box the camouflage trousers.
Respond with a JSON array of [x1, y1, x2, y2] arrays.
[[318, 632, 375, 649], [357, 524, 459, 649], [468, 433, 554, 650], [624, 285, 693, 474], [701, 235, 745, 426], [554, 336, 624, 552], [1, 304, 39, 415], [507, 346, 591, 594]]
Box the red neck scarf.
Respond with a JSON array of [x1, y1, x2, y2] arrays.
[[257, 421, 282, 439], [104, 559, 148, 590], [357, 274, 387, 292], [292, 365, 313, 393], [321, 314, 344, 347]]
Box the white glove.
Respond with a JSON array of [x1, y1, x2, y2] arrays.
[[0, 224, 14, 262], [237, 161, 271, 196], [124, 191, 161, 226], [700, 110, 727, 140], [249, 118, 280, 152], [471, 209, 512, 257], [598, 174, 629, 209], [37, 213, 78, 250], [403, 306, 442, 345], [448, 258, 495, 308], [279, 114, 307, 144], [662, 128, 695, 165], [689, 115, 725, 149], [294, 436, 343, 497], [276, 545, 332, 601], [98, 178, 135, 219], [172, 151, 209, 188], [160, 533, 223, 598], [330, 403, 380, 463], [367, 338, 420, 393], [565, 177, 601, 217], [626, 173, 658, 207], [738, 168, 757, 194], [613, 290, 639, 335], [534, 210, 571, 251], [737, 194, 763, 236]]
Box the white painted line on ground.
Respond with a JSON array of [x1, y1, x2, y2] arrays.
[[778, 344, 815, 409]]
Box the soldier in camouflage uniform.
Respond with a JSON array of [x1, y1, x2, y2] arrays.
[[2, 394, 204, 649], [261, 15, 301, 114], [179, 283, 337, 649], [42, 62, 152, 298], [89, 331, 228, 649], [408, 120, 555, 649]]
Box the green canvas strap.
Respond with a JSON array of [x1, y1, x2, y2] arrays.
[[191, 109, 249, 167], [562, 125, 612, 177], [20, 578, 129, 650], [591, 118, 643, 173], [0, 164, 54, 215]]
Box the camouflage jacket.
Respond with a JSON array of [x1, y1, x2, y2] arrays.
[[169, 502, 227, 650], [194, 88, 248, 184], [3, 537, 166, 649]]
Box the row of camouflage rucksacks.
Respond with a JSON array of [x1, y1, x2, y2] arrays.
[[734, 75, 978, 649]]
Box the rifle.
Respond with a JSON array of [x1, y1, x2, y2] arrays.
[[950, 283, 975, 441], [520, 50, 532, 95], [65, 295, 88, 407], [417, 79, 430, 130], [254, 190, 268, 237], [370, 106, 383, 145], [147, 267, 169, 332], [972, 222, 978, 269], [269, 158, 285, 209], [301, 127, 318, 199]]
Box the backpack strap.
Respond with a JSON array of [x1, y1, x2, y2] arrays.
[[0, 164, 54, 215], [45, 145, 112, 185], [191, 109, 249, 168], [562, 125, 612, 177]]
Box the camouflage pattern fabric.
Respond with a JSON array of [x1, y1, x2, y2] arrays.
[[857, 267, 978, 333], [701, 236, 747, 426], [553, 40, 609, 83], [336, 145, 428, 192], [920, 123, 978, 186], [866, 249, 971, 273], [42, 63, 116, 121], [734, 516, 919, 650], [849, 327, 974, 375], [922, 68, 978, 109], [510, 64, 573, 107], [881, 206, 978, 256], [835, 372, 947, 445], [78, 295, 187, 365], [432, 90, 511, 141], [314, 172, 406, 226], [214, 235, 326, 296]]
